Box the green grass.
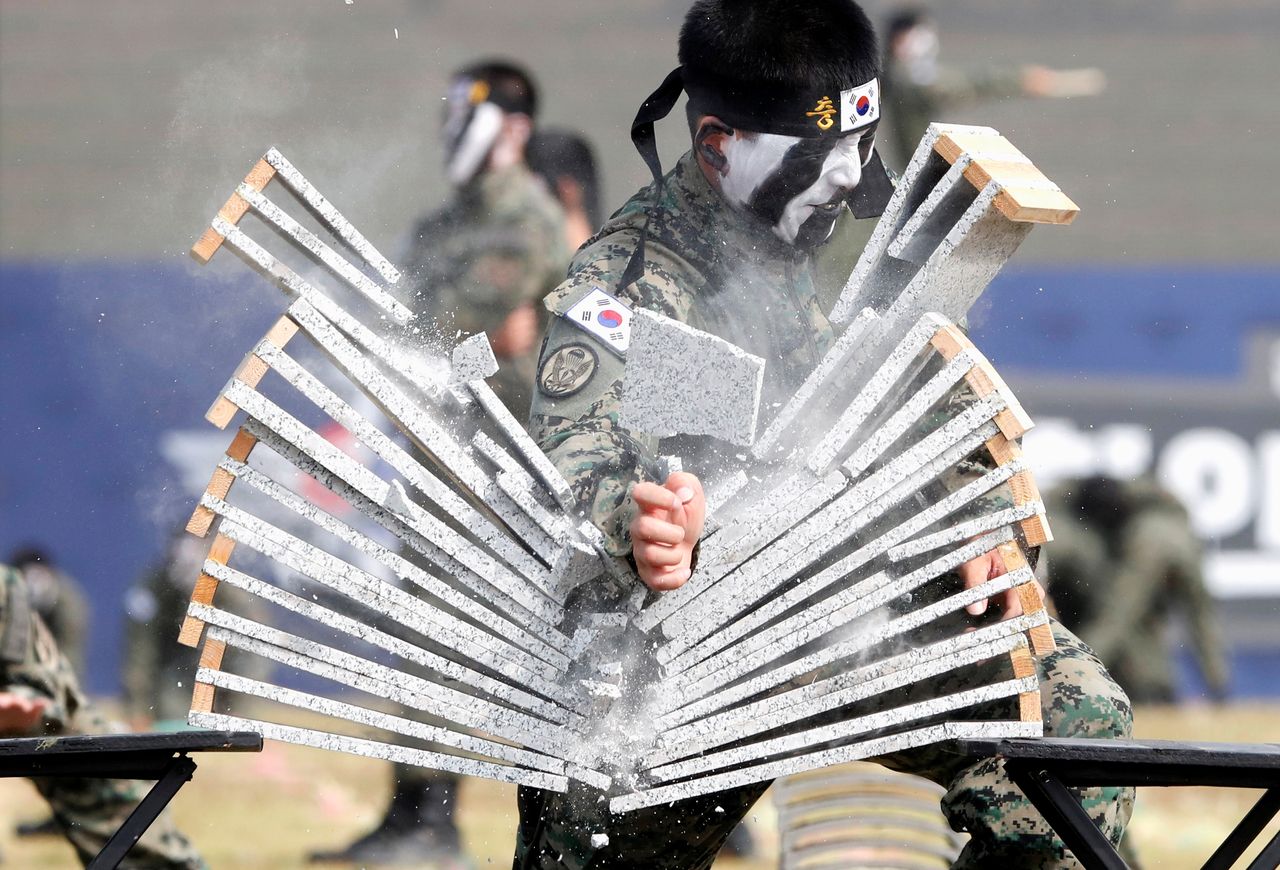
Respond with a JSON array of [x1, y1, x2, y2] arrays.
[[1, 703, 1276, 868]]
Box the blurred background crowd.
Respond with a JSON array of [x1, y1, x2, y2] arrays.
[[0, 1, 1277, 867]]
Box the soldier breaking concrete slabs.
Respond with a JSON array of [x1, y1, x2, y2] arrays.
[[174, 122, 1071, 818]]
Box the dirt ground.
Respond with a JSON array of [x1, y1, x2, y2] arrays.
[[1, 703, 1276, 869]]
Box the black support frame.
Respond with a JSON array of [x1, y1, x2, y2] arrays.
[[949, 737, 1280, 870], [0, 730, 262, 869]]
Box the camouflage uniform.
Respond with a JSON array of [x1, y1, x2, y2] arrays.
[[13, 558, 90, 680], [402, 162, 569, 418], [882, 57, 1023, 171], [1, 565, 205, 869], [515, 152, 1133, 869], [1046, 478, 1229, 704]]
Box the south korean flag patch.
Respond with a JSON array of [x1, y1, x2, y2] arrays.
[[840, 78, 880, 133], [563, 286, 632, 358]]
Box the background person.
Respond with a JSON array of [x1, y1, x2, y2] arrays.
[[881, 5, 1105, 170]]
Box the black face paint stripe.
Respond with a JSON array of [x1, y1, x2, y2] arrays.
[[745, 139, 836, 228]]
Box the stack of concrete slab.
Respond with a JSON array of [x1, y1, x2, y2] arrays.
[[177, 126, 1076, 810]]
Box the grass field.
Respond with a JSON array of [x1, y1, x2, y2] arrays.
[[2, 703, 1276, 868]]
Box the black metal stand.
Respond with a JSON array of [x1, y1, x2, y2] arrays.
[[0, 730, 261, 869], [949, 737, 1280, 870]]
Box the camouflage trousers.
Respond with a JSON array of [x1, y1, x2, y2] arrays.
[[512, 620, 1133, 870], [1, 567, 206, 869]]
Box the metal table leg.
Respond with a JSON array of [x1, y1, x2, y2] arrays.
[[87, 754, 197, 870], [1245, 830, 1280, 870], [1204, 788, 1280, 870], [1005, 763, 1127, 870]]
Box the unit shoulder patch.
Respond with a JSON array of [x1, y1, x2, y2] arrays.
[[538, 343, 599, 399]]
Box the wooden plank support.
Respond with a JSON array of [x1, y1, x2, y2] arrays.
[[984, 434, 1054, 547], [1000, 541, 1057, 655], [1009, 643, 1043, 724], [206, 316, 299, 429], [177, 532, 236, 647], [929, 323, 1035, 440], [191, 157, 276, 264], [933, 131, 1079, 225], [189, 637, 227, 714], [187, 428, 259, 537]]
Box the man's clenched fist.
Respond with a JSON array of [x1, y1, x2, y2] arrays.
[[629, 472, 705, 591]]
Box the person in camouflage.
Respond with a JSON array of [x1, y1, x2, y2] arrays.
[[1045, 475, 1229, 704], [401, 60, 569, 420], [311, 61, 568, 869], [514, 2, 1133, 867], [0, 564, 205, 869], [881, 6, 1106, 171], [7, 546, 92, 839]]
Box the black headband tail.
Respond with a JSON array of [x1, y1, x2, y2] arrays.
[[848, 149, 895, 219], [621, 67, 686, 291]]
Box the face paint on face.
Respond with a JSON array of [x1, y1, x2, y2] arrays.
[[719, 125, 878, 249], [441, 78, 504, 187]]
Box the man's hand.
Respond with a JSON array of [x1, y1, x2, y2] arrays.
[[958, 548, 1043, 621], [630, 472, 706, 591], [0, 692, 48, 734], [489, 304, 539, 358]]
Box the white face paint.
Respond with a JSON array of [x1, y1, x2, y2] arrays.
[[718, 131, 871, 247], [441, 81, 504, 187]]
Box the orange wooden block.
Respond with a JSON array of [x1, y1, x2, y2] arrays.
[[177, 534, 236, 647], [934, 131, 1028, 166], [1009, 645, 1044, 723], [190, 682, 217, 715], [226, 428, 258, 462], [205, 316, 301, 428], [190, 157, 277, 264]]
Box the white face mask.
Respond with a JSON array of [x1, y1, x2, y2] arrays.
[[718, 129, 875, 248], [441, 78, 504, 187]]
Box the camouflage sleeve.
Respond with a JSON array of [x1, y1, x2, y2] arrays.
[[530, 316, 662, 558], [528, 241, 698, 557]]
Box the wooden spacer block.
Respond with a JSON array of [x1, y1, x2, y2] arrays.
[[226, 428, 258, 462], [205, 396, 240, 430], [205, 317, 300, 428], [994, 187, 1080, 226], [984, 433, 1023, 467], [190, 158, 277, 264], [199, 637, 228, 670], [928, 325, 1035, 439], [998, 541, 1029, 571], [962, 158, 1051, 192], [934, 131, 1028, 166], [186, 466, 237, 537], [1000, 542, 1056, 655], [189, 638, 228, 715], [1020, 512, 1054, 548], [177, 614, 206, 648], [177, 534, 236, 647], [186, 505, 217, 539], [190, 682, 217, 715], [928, 323, 970, 361], [1009, 645, 1043, 723], [264, 315, 300, 348]]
